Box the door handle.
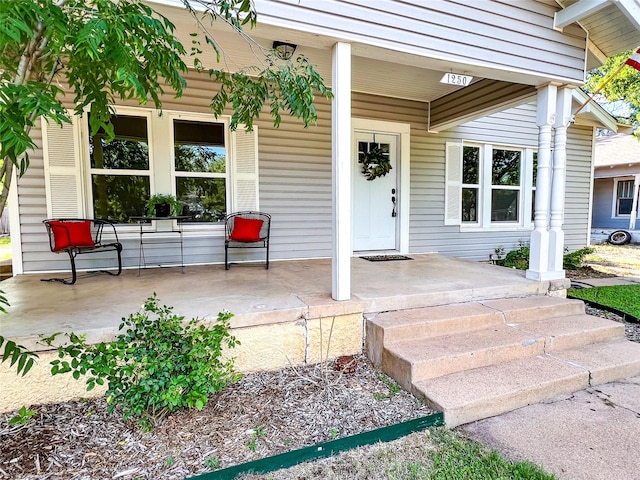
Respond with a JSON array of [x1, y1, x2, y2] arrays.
[[391, 195, 397, 217]]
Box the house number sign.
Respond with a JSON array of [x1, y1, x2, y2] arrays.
[[440, 73, 473, 86]]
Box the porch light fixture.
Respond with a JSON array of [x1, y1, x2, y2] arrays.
[[272, 41, 297, 60]]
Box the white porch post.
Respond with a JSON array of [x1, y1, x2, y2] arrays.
[[547, 86, 573, 276], [331, 42, 352, 301], [630, 174, 640, 230], [527, 84, 557, 281]]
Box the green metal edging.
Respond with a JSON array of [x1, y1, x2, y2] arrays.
[[188, 412, 444, 480]]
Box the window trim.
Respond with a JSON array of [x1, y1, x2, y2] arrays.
[[454, 142, 535, 232], [80, 107, 258, 234], [81, 106, 154, 230], [611, 177, 637, 218], [169, 112, 230, 231]]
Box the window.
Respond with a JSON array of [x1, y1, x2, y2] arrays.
[[78, 109, 258, 227], [615, 179, 635, 216], [446, 142, 534, 230], [462, 146, 480, 223], [173, 119, 227, 222], [490, 148, 521, 223], [89, 114, 151, 223], [531, 152, 537, 222]]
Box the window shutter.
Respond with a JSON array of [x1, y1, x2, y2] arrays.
[[231, 125, 259, 211], [42, 116, 84, 218], [444, 142, 462, 225]]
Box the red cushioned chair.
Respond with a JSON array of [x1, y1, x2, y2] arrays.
[[42, 219, 123, 284], [224, 211, 271, 270]]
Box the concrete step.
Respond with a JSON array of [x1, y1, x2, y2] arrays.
[[414, 354, 590, 428], [383, 324, 544, 391], [518, 314, 624, 351], [366, 296, 583, 365], [414, 339, 640, 428], [382, 312, 623, 391], [481, 296, 585, 324]]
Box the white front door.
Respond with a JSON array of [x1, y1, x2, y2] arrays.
[[353, 132, 398, 251]]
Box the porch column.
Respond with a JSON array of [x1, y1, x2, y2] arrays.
[[527, 84, 557, 281], [630, 174, 640, 230], [331, 42, 352, 301], [547, 86, 573, 276]]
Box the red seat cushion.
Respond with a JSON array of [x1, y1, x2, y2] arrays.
[[49, 220, 95, 251], [230, 217, 264, 242]]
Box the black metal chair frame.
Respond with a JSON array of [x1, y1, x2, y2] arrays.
[[224, 211, 271, 270], [42, 218, 123, 285]]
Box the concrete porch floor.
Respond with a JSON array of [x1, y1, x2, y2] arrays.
[[0, 254, 551, 351]]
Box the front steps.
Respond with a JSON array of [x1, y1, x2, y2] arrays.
[[366, 296, 640, 428]]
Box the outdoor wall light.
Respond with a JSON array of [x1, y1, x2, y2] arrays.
[[272, 41, 297, 60]]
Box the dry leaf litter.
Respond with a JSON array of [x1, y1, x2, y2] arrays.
[[1, 355, 434, 479]]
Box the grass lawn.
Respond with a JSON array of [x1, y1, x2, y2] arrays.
[[568, 284, 640, 319], [245, 428, 556, 479], [585, 244, 640, 277], [0, 236, 10, 262]]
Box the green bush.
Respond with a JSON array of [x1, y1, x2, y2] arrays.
[[495, 244, 594, 271], [496, 242, 530, 270], [43, 294, 240, 424], [562, 247, 593, 270]]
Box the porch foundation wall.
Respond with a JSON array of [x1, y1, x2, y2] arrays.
[[1, 313, 365, 414], [0, 350, 108, 413]]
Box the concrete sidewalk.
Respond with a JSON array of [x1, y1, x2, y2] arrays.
[[569, 276, 640, 288], [460, 374, 640, 479]]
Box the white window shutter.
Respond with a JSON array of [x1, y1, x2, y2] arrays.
[[42, 116, 84, 219], [444, 142, 462, 225], [231, 125, 259, 212]]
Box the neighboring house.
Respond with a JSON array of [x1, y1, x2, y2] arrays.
[[591, 133, 640, 244], [8, 0, 638, 300]]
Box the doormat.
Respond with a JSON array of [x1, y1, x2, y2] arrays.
[[360, 255, 413, 262]]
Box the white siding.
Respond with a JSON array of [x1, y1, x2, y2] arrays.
[[18, 83, 594, 272], [565, 124, 597, 248], [255, 0, 587, 83]]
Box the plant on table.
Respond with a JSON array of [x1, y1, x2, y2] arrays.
[[146, 194, 182, 217], [42, 293, 240, 426]]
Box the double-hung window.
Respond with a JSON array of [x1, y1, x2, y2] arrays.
[[81, 110, 258, 227], [173, 119, 228, 223], [88, 113, 151, 223], [490, 148, 521, 223], [614, 179, 635, 216], [461, 146, 480, 223], [446, 142, 534, 230]]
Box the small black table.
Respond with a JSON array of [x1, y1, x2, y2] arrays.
[[130, 216, 191, 274]]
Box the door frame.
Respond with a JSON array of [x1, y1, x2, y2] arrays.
[[352, 118, 410, 254]]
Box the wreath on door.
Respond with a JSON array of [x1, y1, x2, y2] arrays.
[[359, 145, 392, 181]]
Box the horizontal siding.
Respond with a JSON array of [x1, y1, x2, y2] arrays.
[[18, 74, 594, 272], [565, 125, 595, 251], [255, 0, 586, 82]]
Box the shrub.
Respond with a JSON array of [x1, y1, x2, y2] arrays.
[[562, 247, 594, 270], [496, 244, 594, 271], [496, 242, 530, 270], [43, 294, 240, 424]]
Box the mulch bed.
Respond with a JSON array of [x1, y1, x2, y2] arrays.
[[564, 266, 617, 280], [0, 355, 434, 480]]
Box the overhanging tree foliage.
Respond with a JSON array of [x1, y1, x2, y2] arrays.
[[0, 0, 332, 218], [585, 49, 640, 128]]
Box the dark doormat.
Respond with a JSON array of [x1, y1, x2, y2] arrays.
[[360, 255, 413, 262]]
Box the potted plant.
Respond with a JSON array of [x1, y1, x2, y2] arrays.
[[146, 194, 182, 217]]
